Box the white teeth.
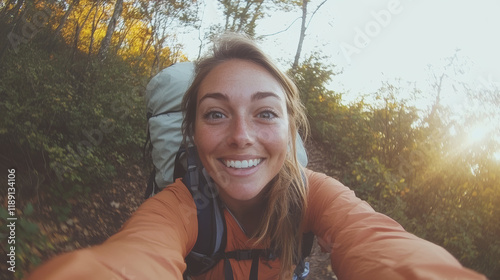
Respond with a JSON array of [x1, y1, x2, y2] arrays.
[[224, 159, 261, 169]]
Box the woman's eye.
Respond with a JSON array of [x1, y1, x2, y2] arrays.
[[257, 110, 278, 119], [204, 111, 226, 120]]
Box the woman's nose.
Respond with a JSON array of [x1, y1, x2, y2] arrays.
[[227, 117, 255, 148]]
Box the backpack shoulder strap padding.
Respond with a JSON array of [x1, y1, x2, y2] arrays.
[[182, 146, 227, 276]]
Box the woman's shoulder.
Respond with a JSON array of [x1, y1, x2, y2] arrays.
[[146, 179, 194, 207], [305, 168, 355, 199], [305, 168, 342, 185], [303, 168, 376, 230]]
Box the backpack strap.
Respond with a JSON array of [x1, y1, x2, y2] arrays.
[[143, 169, 157, 199], [143, 112, 155, 199], [301, 231, 315, 260], [142, 112, 153, 161], [293, 231, 314, 279], [224, 257, 235, 280], [224, 249, 271, 280], [223, 239, 313, 280], [250, 253, 259, 280], [182, 146, 227, 276], [181, 146, 314, 279]]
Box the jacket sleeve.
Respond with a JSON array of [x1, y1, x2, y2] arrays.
[[305, 169, 487, 280], [25, 179, 198, 280]]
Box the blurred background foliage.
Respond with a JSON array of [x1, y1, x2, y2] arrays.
[[290, 54, 500, 278], [0, 0, 498, 278]]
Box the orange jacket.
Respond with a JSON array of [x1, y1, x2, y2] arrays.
[[27, 170, 486, 279]]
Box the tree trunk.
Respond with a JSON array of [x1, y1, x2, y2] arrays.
[[114, 20, 133, 53], [292, 0, 308, 71], [70, 7, 92, 63], [88, 2, 99, 57], [70, 23, 80, 63], [98, 0, 123, 61], [427, 73, 444, 123], [52, 0, 79, 42]]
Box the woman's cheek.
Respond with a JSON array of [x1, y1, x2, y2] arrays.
[[257, 124, 288, 146]]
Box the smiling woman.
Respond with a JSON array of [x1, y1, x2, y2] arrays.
[[26, 33, 487, 280], [181, 37, 308, 278], [194, 59, 289, 204]]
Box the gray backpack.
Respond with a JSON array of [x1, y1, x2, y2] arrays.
[[144, 62, 195, 198]]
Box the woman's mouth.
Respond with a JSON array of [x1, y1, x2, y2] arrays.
[[222, 159, 263, 169]]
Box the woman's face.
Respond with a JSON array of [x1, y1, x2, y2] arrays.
[[194, 59, 289, 203]]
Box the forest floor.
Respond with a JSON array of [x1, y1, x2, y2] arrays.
[[14, 138, 338, 279]]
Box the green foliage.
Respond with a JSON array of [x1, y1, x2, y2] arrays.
[[345, 157, 406, 201], [0, 42, 146, 199], [1, 203, 54, 279], [290, 54, 374, 169], [369, 86, 421, 170], [0, 38, 148, 277], [402, 131, 500, 277], [292, 55, 500, 278]]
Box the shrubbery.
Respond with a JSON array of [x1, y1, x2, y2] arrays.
[[1, 42, 146, 199], [291, 54, 500, 278], [0, 40, 147, 276], [0, 203, 52, 279]]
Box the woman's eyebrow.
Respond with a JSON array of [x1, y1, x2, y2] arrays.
[[198, 91, 281, 107], [198, 92, 228, 107], [251, 91, 282, 101]]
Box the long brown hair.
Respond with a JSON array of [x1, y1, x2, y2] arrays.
[[182, 33, 309, 278]]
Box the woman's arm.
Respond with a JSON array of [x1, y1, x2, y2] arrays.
[[305, 169, 486, 280], [26, 179, 198, 280]]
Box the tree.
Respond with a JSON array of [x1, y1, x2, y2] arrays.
[[98, 0, 123, 61], [287, 53, 374, 169], [52, 0, 80, 43], [136, 0, 198, 76], [218, 0, 266, 37], [88, 0, 105, 58], [291, 0, 328, 71], [112, 0, 141, 52], [369, 84, 420, 169], [69, 1, 92, 61]]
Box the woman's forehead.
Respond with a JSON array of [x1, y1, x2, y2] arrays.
[[197, 59, 286, 101]]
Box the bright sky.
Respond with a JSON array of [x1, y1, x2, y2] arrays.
[[184, 0, 499, 98], [179, 0, 500, 159], [258, 0, 500, 96]]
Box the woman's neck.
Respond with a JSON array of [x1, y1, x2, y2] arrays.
[[220, 190, 266, 237]]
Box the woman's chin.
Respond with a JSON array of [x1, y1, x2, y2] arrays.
[[217, 182, 266, 203]]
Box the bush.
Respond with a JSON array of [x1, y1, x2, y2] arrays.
[[291, 56, 499, 278], [0, 43, 146, 201], [0, 204, 53, 279]]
